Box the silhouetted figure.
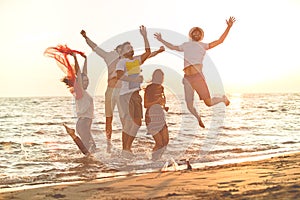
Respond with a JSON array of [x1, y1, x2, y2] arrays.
[[144, 69, 169, 160]]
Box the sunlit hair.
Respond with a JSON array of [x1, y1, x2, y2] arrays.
[[120, 41, 131, 50], [61, 73, 88, 88], [151, 69, 164, 84], [118, 41, 132, 57], [115, 43, 124, 51], [61, 76, 71, 86], [44, 44, 86, 94], [115, 43, 126, 57], [189, 27, 204, 41]]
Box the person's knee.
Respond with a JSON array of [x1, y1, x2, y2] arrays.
[[204, 99, 213, 107]]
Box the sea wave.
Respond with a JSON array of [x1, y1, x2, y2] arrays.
[[1, 94, 300, 189]]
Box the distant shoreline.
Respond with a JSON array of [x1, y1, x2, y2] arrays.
[[0, 92, 299, 99]]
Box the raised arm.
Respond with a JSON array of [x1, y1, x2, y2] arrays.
[[80, 30, 108, 58], [148, 46, 165, 59], [208, 16, 236, 49], [81, 54, 87, 76], [73, 54, 82, 87], [154, 33, 181, 51], [72, 53, 84, 99], [73, 53, 80, 75], [139, 25, 151, 64]]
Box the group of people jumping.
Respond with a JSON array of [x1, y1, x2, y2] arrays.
[[45, 16, 236, 161]]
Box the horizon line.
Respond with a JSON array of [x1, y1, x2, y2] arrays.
[[1, 91, 299, 98]]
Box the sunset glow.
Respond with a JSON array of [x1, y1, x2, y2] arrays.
[[0, 0, 299, 97]]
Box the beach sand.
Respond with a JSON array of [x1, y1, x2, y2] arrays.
[[1, 152, 300, 200]]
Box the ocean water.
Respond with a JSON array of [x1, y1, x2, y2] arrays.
[[0, 93, 300, 190]]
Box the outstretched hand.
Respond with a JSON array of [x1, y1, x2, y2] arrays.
[[154, 33, 163, 42], [80, 30, 87, 38], [226, 16, 236, 27], [139, 25, 147, 37], [157, 96, 166, 105], [158, 46, 165, 53]]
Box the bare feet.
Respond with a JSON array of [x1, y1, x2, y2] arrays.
[[224, 95, 230, 106], [63, 123, 75, 136], [152, 146, 166, 161], [80, 30, 87, 38], [158, 46, 165, 53], [199, 119, 205, 128], [121, 150, 134, 159]]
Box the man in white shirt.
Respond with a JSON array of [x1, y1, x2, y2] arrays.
[[116, 25, 151, 156], [81, 30, 123, 149], [81, 31, 165, 152]]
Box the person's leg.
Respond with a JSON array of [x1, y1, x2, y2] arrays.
[[152, 133, 164, 151], [151, 129, 167, 161], [121, 131, 134, 159], [124, 92, 142, 151], [122, 119, 140, 152], [203, 96, 230, 107], [122, 120, 137, 152], [63, 123, 89, 155], [160, 125, 169, 147], [190, 73, 230, 107], [183, 77, 205, 128], [120, 93, 138, 153], [125, 134, 135, 151], [119, 93, 128, 152], [122, 131, 128, 150], [105, 116, 113, 139], [105, 87, 114, 140], [63, 123, 75, 136], [76, 118, 96, 153], [114, 87, 125, 126], [130, 92, 143, 126], [121, 129, 136, 152]]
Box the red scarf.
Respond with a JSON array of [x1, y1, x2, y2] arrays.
[[44, 44, 85, 91]]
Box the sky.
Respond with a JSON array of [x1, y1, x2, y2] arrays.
[[0, 0, 300, 97]]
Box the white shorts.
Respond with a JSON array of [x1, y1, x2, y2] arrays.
[[105, 87, 122, 117], [145, 104, 166, 136]]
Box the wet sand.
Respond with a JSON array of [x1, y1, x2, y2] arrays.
[[1, 152, 300, 200]]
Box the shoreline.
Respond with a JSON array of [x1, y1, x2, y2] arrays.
[[1, 150, 295, 193], [1, 152, 300, 199]]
